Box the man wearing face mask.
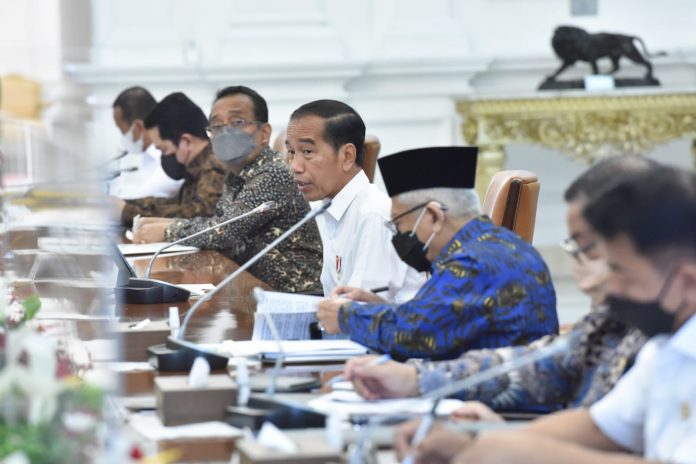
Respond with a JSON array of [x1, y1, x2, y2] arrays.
[[427, 165, 696, 464], [347, 156, 651, 414], [316, 147, 558, 360], [133, 86, 322, 293], [111, 86, 184, 199], [117, 92, 226, 227]]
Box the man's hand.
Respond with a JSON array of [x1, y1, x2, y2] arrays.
[[343, 356, 419, 400], [316, 297, 350, 334], [132, 218, 175, 243], [451, 401, 504, 423], [395, 418, 473, 464], [330, 285, 387, 304]]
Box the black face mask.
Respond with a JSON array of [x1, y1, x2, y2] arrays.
[[161, 153, 187, 180], [391, 231, 432, 273], [606, 271, 678, 337]]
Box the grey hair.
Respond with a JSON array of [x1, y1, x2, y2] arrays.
[[397, 187, 481, 219]]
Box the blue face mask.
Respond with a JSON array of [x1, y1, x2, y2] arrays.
[[211, 127, 257, 163]]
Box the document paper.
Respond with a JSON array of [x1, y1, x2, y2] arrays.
[[252, 290, 323, 340]]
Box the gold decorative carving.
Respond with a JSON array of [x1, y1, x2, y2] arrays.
[[457, 93, 696, 164]]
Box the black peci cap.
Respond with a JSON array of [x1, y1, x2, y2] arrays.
[[378, 146, 478, 197]]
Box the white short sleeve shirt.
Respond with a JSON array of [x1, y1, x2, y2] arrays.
[[315, 170, 425, 303], [590, 314, 696, 462], [110, 144, 184, 200]]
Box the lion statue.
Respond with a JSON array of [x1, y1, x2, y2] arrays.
[[547, 26, 665, 81]]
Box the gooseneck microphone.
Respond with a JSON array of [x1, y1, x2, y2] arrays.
[[105, 166, 139, 180], [149, 200, 332, 371], [118, 201, 276, 305], [143, 201, 275, 278], [178, 200, 331, 340], [400, 331, 582, 464]]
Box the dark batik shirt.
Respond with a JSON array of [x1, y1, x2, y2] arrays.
[[165, 147, 322, 293], [414, 308, 646, 413], [121, 144, 225, 227], [338, 216, 558, 360]]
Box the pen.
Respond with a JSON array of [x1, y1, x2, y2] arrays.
[[327, 353, 392, 386], [336, 286, 390, 299]]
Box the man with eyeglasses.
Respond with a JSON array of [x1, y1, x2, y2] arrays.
[[286, 99, 424, 303], [133, 86, 323, 293], [316, 147, 558, 360], [343, 156, 653, 463], [418, 164, 696, 464], [117, 92, 226, 228]]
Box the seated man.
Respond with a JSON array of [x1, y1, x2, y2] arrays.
[[116, 92, 226, 227], [317, 147, 558, 360], [401, 165, 696, 464], [133, 86, 322, 293], [286, 99, 424, 302], [110, 86, 183, 199], [345, 156, 651, 415]]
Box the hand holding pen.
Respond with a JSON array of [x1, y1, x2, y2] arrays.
[[328, 353, 392, 387]]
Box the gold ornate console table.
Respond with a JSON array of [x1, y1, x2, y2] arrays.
[[456, 91, 696, 198]]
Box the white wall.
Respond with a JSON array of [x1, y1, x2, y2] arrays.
[[4, 0, 696, 251]]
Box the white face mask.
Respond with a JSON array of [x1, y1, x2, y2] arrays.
[[120, 124, 144, 154]]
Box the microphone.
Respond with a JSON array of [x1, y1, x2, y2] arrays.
[[4, 166, 141, 193], [143, 201, 275, 278], [99, 149, 129, 168], [400, 331, 582, 464], [105, 166, 139, 180], [119, 201, 276, 304], [148, 200, 332, 371]]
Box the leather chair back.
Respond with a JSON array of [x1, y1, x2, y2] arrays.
[[482, 170, 540, 244]]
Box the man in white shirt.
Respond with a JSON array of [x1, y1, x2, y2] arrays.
[[396, 165, 696, 464], [286, 99, 423, 302], [111, 86, 183, 199]]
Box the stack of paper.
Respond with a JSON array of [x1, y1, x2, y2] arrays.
[[252, 290, 323, 340], [308, 390, 465, 418], [215, 339, 369, 363]]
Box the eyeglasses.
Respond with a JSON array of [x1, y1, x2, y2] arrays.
[[560, 237, 597, 262], [206, 118, 262, 137], [384, 202, 446, 235]]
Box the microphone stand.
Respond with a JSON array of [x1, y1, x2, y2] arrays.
[[143, 201, 275, 278], [400, 330, 582, 464], [149, 200, 332, 371], [177, 200, 331, 340]]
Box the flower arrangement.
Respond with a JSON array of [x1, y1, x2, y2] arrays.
[[0, 281, 106, 463]]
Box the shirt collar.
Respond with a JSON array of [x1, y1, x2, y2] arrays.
[[144, 143, 160, 159], [432, 215, 491, 265], [326, 170, 370, 222], [665, 312, 696, 360]]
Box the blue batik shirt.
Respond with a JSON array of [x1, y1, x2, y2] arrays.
[[338, 215, 559, 360], [412, 309, 647, 413]]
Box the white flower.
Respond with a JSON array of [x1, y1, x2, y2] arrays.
[[63, 411, 97, 433], [2, 451, 30, 464]]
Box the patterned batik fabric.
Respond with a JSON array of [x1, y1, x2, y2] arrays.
[[338, 215, 559, 360], [413, 308, 647, 413], [121, 144, 226, 227], [165, 147, 322, 293]]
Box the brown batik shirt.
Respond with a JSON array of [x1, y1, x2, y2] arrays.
[[121, 144, 225, 227], [164, 147, 322, 293]]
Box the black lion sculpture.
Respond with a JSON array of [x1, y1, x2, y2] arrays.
[[547, 26, 665, 81]]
